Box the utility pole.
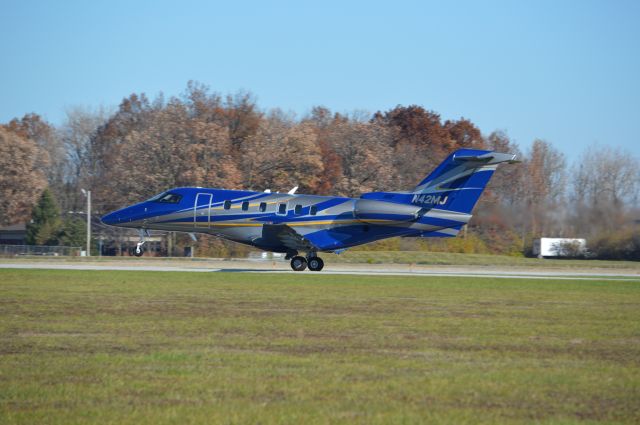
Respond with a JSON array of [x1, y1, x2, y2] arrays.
[[87, 190, 91, 256], [81, 189, 92, 256]]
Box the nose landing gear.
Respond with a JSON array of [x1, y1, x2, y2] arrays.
[[133, 229, 150, 257]]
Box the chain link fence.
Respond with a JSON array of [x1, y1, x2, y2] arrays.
[[0, 245, 82, 257]]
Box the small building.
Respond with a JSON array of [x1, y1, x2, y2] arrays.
[[0, 223, 27, 245]]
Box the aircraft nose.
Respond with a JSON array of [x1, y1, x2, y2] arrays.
[[101, 211, 121, 226]]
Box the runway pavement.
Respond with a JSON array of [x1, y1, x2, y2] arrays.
[[1, 259, 639, 281]]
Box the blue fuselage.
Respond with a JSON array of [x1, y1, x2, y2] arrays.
[[101, 187, 469, 253]]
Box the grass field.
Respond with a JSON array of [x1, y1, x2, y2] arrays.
[[1, 270, 639, 424]]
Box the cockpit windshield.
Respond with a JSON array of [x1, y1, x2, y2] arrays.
[[146, 192, 166, 202], [146, 192, 182, 203]]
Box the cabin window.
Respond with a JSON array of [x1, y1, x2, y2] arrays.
[[259, 202, 267, 212], [310, 205, 318, 216], [294, 204, 302, 215], [241, 201, 249, 211], [155, 192, 182, 204], [277, 203, 287, 215], [223, 200, 231, 210]]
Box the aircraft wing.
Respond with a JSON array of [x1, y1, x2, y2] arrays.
[[262, 224, 317, 252]]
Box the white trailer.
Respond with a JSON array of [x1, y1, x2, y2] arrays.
[[533, 238, 587, 258]]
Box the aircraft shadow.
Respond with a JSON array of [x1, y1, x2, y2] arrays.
[[213, 268, 289, 273]]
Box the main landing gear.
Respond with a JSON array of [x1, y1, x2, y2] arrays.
[[290, 256, 307, 271], [307, 256, 324, 271], [289, 253, 325, 272]]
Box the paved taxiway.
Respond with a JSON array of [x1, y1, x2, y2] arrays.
[[1, 259, 639, 281]]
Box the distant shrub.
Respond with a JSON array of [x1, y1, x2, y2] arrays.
[[319, 227, 526, 257], [194, 235, 254, 258], [421, 234, 489, 254], [352, 237, 401, 251], [591, 230, 640, 261]]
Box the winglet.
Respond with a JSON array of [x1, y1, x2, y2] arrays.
[[264, 189, 271, 193], [288, 186, 299, 195]]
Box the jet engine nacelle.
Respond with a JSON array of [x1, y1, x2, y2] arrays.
[[354, 199, 422, 223]]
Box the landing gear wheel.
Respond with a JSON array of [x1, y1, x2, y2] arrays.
[[307, 257, 324, 271], [134, 228, 148, 257], [290, 256, 307, 271]]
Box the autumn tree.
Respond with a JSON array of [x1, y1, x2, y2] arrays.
[[93, 96, 241, 209], [305, 105, 333, 129], [89, 93, 155, 209], [485, 131, 525, 207], [181, 82, 263, 151], [59, 106, 110, 212], [522, 139, 566, 238], [470, 131, 526, 254], [570, 145, 640, 236], [303, 106, 343, 194], [323, 118, 394, 197], [242, 112, 323, 193], [0, 127, 48, 225], [223, 91, 263, 150], [374, 105, 453, 189], [4, 114, 58, 184], [374, 105, 450, 150], [182, 80, 223, 120], [444, 118, 485, 150], [11, 79, 634, 257]]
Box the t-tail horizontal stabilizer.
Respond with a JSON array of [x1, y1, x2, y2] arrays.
[[452, 152, 519, 164], [411, 149, 517, 214]]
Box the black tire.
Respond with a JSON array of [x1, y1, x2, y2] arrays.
[[290, 256, 307, 271], [307, 257, 324, 271], [134, 246, 144, 257]]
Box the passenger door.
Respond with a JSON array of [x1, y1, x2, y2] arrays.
[[194, 193, 213, 229]]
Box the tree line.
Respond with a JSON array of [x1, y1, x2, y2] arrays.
[[1, 81, 639, 259]]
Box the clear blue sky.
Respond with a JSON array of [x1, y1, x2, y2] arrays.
[[2, 0, 639, 158]]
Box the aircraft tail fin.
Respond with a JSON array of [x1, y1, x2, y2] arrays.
[[410, 149, 517, 214]]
